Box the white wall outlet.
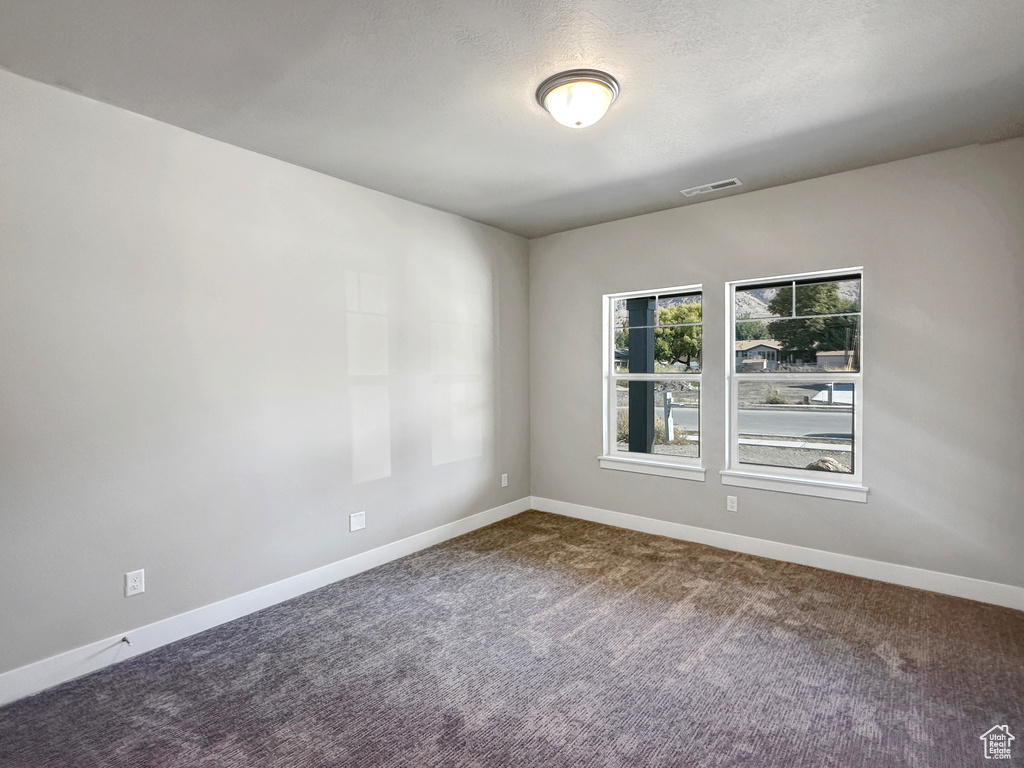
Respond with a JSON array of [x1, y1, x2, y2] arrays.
[[350, 511, 366, 532], [501, 473, 508, 488], [726, 496, 738, 513], [125, 569, 145, 597]]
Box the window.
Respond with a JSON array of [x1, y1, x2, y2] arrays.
[[601, 285, 705, 481], [723, 269, 867, 501]]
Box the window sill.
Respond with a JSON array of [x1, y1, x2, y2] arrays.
[[599, 455, 706, 482], [720, 469, 868, 502]]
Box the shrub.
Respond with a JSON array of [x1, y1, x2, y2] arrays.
[[617, 413, 669, 444]]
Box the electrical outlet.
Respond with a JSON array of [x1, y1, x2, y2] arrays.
[[726, 496, 738, 513], [350, 511, 366, 532], [125, 569, 145, 597], [501, 473, 508, 488]]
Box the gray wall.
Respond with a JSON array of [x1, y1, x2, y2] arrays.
[[530, 139, 1024, 589], [3, 60, 1023, 681], [0, 70, 530, 675]]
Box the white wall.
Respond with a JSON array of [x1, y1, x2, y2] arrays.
[[0, 69, 530, 675], [530, 139, 1024, 590]]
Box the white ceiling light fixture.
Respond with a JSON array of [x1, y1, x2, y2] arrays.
[[536, 69, 620, 128]]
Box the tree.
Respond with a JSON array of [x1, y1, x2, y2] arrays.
[[766, 283, 857, 360], [655, 302, 701, 367], [735, 314, 769, 340]]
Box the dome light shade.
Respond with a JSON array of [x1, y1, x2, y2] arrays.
[[536, 69, 619, 128]]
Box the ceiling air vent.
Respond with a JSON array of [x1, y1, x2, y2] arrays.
[[680, 178, 743, 197]]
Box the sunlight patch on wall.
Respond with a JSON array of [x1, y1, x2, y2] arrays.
[[346, 270, 388, 376], [346, 270, 388, 315], [347, 270, 391, 482], [429, 258, 489, 467], [350, 383, 392, 483], [430, 322, 482, 375], [431, 378, 483, 467], [347, 313, 388, 376]]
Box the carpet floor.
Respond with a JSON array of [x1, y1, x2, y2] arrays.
[[0, 510, 1021, 767]]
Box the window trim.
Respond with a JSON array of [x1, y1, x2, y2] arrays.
[[722, 268, 868, 502], [601, 284, 705, 481]]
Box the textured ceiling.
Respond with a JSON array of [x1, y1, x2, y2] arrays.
[[1, 0, 1022, 238]]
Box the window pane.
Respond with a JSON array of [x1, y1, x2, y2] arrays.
[[745, 315, 860, 373], [615, 324, 655, 373], [614, 297, 658, 329], [613, 332, 630, 372], [657, 293, 702, 322], [793, 277, 861, 315], [613, 298, 630, 328], [735, 277, 861, 321], [657, 293, 701, 372], [735, 318, 772, 341], [736, 380, 853, 473], [616, 380, 699, 458], [735, 286, 783, 321], [655, 323, 702, 373], [734, 339, 782, 372]]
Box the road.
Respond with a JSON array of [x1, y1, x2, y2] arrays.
[[648, 405, 852, 438]]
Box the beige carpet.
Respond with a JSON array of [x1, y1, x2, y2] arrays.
[[0, 510, 1021, 766]]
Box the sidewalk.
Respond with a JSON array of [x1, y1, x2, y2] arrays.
[[740, 436, 851, 452]]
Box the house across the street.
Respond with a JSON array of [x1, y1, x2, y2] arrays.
[[735, 339, 782, 370]]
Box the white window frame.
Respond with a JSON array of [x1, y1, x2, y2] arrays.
[[722, 268, 867, 502], [600, 284, 706, 481]]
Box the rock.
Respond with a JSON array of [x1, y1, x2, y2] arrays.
[[805, 457, 850, 472]]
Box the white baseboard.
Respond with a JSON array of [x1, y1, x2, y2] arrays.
[[6, 494, 1019, 709], [530, 496, 1024, 612], [0, 497, 532, 708]]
